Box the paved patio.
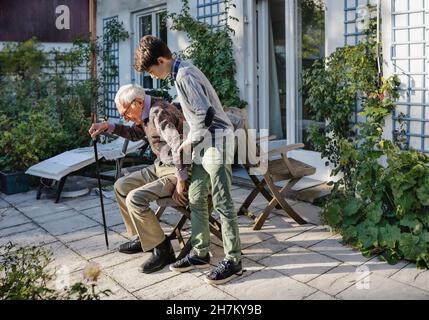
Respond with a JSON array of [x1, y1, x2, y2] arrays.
[[1, 184, 429, 300]]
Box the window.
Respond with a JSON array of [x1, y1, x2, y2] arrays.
[[103, 16, 120, 119], [197, 0, 226, 29], [134, 8, 167, 90]]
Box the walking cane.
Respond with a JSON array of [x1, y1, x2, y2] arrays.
[[91, 113, 109, 249]]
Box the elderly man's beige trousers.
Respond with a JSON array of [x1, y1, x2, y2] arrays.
[[114, 161, 177, 251]]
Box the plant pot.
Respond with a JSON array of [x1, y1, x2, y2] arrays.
[[0, 171, 29, 195]]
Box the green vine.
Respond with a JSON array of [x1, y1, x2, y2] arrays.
[[304, 5, 429, 268], [168, 0, 246, 108]]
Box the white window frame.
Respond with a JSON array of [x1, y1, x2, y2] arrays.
[[131, 5, 167, 90]]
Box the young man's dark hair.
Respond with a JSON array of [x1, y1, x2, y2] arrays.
[[134, 35, 172, 73]]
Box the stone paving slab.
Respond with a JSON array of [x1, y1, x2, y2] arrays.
[[290, 202, 323, 225], [304, 290, 337, 300], [0, 226, 57, 247], [171, 282, 237, 300], [308, 235, 373, 266], [0, 208, 32, 230], [0, 190, 39, 206], [0, 222, 39, 239], [256, 215, 316, 242], [81, 203, 125, 228], [287, 225, 333, 248], [362, 256, 410, 279], [104, 257, 177, 293], [43, 241, 88, 273], [0, 198, 10, 209], [219, 268, 317, 300], [39, 213, 100, 236], [259, 245, 341, 283], [390, 264, 429, 293], [109, 223, 135, 239], [337, 274, 429, 300], [134, 272, 207, 300], [16, 200, 70, 219], [307, 263, 363, 296], [29, 209, 78, 225], [243, 237, 292, 262], [63, 196, 114, 211], [91, 250, 141, 270], [56, 225, 106, 244], [67, 232, 128, 260]]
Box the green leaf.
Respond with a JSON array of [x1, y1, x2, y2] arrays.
[[398, 233, 426, 261], [342, 226, 358, 244], [357, 221, 379, 249], [344, 198, 364, 217], [400, 215, 421, 233], [366, 202, 384, 224], [379, 224, 401, 248], [416, 180, 429, 206], [324, 203, 342, 227]]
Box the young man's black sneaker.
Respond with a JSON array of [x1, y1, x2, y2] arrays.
[[205, 259, 243, 285], [169, 251, 210, 273]]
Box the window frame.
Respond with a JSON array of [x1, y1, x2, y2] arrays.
[[131, 5, 168, 90]]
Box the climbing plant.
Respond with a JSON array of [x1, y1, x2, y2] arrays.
[[303, 5, 429, 268], [168, 0, 246, 108]]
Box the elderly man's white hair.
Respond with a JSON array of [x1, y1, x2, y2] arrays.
[[114, 84, 146, 107]]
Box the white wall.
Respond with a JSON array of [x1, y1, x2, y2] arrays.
[[96, 0, 247, 103]]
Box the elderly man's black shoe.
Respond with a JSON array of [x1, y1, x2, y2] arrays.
[[118, 238, 142, 254], [139, 238, 176, 274]]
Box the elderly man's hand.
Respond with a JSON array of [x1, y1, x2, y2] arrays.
[[88, 122, 109, 140], [172, 179, 188, 207], [178, 139, 192, 155]]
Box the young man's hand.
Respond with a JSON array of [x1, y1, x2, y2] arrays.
[[173, 179, 188, 207], [88, 122, 109, 140]]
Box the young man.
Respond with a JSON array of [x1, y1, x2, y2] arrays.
[[134, 35, 242, 285], [88, 84, 188, 274]]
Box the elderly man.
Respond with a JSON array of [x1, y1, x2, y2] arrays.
[[88, 84, 188, 274]]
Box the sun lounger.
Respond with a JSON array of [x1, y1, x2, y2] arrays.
[[26, 137, 147, 203]]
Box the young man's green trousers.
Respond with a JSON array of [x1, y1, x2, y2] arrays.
[[188, 145, 241, 263]]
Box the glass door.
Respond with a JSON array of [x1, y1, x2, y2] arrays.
[[297, 0, 326, 148], [268, 0, 287, 140]]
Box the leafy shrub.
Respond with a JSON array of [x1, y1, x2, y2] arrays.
[[304, 6, 429, 268], [0, 20, 129, 172], [0, 242, 111, 300]]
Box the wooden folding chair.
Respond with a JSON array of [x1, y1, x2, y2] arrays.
[[154, 197, 223, 260], [224, 107, 316, 231]]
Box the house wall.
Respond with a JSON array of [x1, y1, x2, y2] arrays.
[[96, 0, 247, 104]]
